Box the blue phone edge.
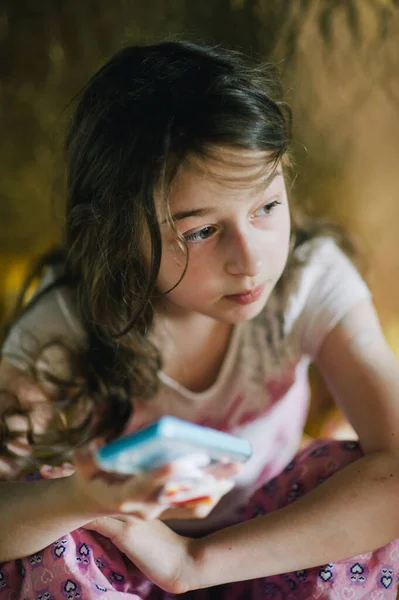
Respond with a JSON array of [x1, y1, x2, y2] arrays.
[[96, 416, 252, 464]]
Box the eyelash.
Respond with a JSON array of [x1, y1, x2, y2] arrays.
[[183, 199, 282, 243], [184, 226, 216, 243], [256, 199, 281, 216]]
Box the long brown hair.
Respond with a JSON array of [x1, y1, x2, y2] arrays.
[[0, 40, 353, 463]]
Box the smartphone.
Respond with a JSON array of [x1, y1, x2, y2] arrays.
[[95, 415, 252, 474], [95, 416, 252, 507]]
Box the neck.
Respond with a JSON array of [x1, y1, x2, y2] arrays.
[[151, 304, 232, 355], [153, 294, 215, 327]]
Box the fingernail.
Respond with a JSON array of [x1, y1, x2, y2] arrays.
[[41, 465, 54, 473]]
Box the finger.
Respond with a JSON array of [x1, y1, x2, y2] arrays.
[[0, 455, 21, 478], [118, 467, 175, 512], [189, 501, 216, 518], [40, 463, 76, 479], [84, 514, 156, 542], [2, 412, 32, 456], [1, 390, 55, 443], [115, 463, 174, 497], [146, 462, 175, 482], [84, 516, 125, 537], [62, 461, 75, 470], [3, 413, 30, 434], [12, 378, 49, 408], [140, 463, 177, 494], [4, 438, 32, 457], [161, 500, 216, 520], [29, 404, 58, 435], [202, 461, 243, 479]]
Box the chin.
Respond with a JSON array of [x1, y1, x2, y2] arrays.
[[233, 304, 266, 322]]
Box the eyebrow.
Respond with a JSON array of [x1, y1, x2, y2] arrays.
[[162, 170, 283, 225], [168, 207, 216, 223]]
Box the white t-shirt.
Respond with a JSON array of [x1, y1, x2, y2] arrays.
[[1, 237, 371, 534]]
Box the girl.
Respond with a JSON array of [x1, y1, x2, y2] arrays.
[[1, 40, 399, 599]]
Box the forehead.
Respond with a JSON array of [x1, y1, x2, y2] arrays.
[[156, 146, 281, 217], [184, 146, 279, 189]]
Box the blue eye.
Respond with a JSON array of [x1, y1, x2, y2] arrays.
[[184, 226, 215, 242], [256, 199, 281, 216]]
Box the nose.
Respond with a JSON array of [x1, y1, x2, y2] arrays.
[[225, 229, 262, 277]]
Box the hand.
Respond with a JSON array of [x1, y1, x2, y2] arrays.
[[0, 361, 227, 520], [85, 515, 195, 594], [71, 444, 179, 519], [40, 453, 242, 521], [160, 460, 242, 520], [40, 444, 204, 520], [38, 443, 173, 519], [0, 360, 54, 479]]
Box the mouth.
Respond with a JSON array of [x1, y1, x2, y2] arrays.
[[225, 283, 265, 305]]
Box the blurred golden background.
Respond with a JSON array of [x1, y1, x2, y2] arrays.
[[1, 0, 399, 437]]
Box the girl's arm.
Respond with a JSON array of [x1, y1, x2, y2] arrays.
[[0, 475, 100, 561], [0, 455, 176, 561], [189, 298, 399, 588], [89, 299, 399, 592], [0, 360, 239, 561], [0, 360, 171, 561]]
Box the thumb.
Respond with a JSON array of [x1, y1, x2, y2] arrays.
[[84, 515, 136, 543], [202, 460, 243, 479]]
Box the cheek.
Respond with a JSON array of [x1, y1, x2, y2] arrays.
[[157, 247, 215, 299], [181, 261, 211, 295], [156, 242, 191, 294], [179, 259, 210, 290]]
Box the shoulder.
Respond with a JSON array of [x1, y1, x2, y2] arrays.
[[293, 235, 351, 274], [1, 266, 86, 370], [27, 264, 83, 334], [276, 236, 371, 356], [252, 237, 342, 327], [282, 235, 367, 306]]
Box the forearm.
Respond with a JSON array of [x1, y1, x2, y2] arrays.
[[188, 451, 399, 590], [0, 476, 101, 561]]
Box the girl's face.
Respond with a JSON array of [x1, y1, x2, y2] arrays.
[[155, 148, 291, 324]]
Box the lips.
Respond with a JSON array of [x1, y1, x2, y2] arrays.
[[225, 283, 265, 305], [230, 283, 263, 296], [239, 287, 258, 295]]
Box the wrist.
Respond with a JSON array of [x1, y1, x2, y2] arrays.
[[62, 472, 110, 519]]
